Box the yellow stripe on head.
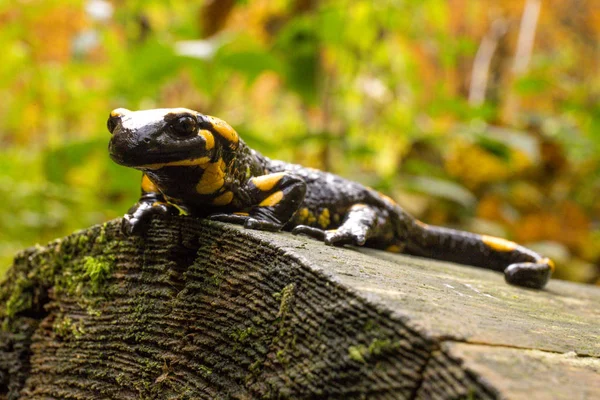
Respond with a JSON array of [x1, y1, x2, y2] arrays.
[[207, 116, 239, 147], [481, 235, 517, 252], [140, 156, 211, 170], [251, 172, 286, 192], [259, 191, 283, 207]]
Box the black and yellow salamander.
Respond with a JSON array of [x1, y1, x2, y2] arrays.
[[107, 107, 554, 289]]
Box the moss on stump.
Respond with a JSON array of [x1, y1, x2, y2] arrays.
[[1, 216, 599, 399]]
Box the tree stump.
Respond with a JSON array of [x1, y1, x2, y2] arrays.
[[1, 216, 599, 399]]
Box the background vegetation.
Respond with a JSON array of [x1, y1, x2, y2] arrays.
[[1, 0, 599, 284]]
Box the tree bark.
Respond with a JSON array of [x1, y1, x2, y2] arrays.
[[1, 216, 599, 399]]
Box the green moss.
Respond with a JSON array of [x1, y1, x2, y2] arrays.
[[229, 326, 256, 342], [368, 338, 395, 356], [77, 234, 90, 248], [2, 274, 33, 329], [276, 348, 291, 365], [115, 373, 126, 385], [96, 223, 108, 244], [364, 319, 376, 332], [202, 264, 225, 292], [1, 222, 120, 331], [248, 359, 262, 373], [53, 314, 85, 339], [198, 364, 212, 376], [83, 255, 114, 292], [348, 338, 399, 363], [348, 345, 367, 363], [277, 283, 295, 320], [53, 253, 115, 306]]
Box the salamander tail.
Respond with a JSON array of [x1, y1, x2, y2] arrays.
[[404, 223, 553, 289]]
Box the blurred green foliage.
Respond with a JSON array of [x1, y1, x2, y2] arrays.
[[1, 0, 599, 284]]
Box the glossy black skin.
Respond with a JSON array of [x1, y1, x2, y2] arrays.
[[108, 108, 553, 289]]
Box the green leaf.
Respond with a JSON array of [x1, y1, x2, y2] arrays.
[[402, 176, 476, 208], [111, 39, 183, 103], [274, 17, 320, 104], [216, 50, 283, 83], [514, 76, 550, 95], [44, 139, 105, 184]]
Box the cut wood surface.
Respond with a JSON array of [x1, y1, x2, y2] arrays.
[[0, 216, 599, 399]]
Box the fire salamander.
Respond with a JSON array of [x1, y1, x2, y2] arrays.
[[107, 108, 554, 289]]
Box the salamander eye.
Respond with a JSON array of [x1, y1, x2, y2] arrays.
[[169, 115, 198, 138], [107, 115, 119, 134]]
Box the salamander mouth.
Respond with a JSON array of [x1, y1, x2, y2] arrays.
[[109, 139, 208, 169]]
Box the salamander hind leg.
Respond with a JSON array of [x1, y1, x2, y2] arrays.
[[293, 204, 387, 246], [209, 172, 307, 231]]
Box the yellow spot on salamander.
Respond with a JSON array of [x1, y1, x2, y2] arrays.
[[252, 172, 286, 192], [259, 191, 283, 207], [140, 157, 211, 170], [234, 212, 249, 216], [207, 116, 239, 146], [196, 159, 226, 194], [212, 191, 234, 206], [318, 209, 331, 228], [295, 207, 309, 223], [200, 129, 215, 150], [542, 257, 556, 272], [297, 207, 317, 225], [380, 194, 397, 205], [386, 244, 403, 253], [481, 235, 517, 252], [141, 174, 159, 193], [165, 107, 196, 115], [415, 220, 428, 228], [308, 211, 317, 225], [110, 108, 129, 117]]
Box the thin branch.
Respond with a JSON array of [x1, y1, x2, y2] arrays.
[[513, 0, 541, 75], [502, 0, 542, 124], [469, 19, 508, 106]]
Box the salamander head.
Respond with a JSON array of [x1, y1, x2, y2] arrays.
[[108, 108, 217, 169]]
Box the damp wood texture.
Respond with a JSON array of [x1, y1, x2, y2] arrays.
[[1, 216, 599, 399]]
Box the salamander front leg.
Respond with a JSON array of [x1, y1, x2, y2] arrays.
[[122, 174, 179, 235], [209, 172, 307, 231]]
